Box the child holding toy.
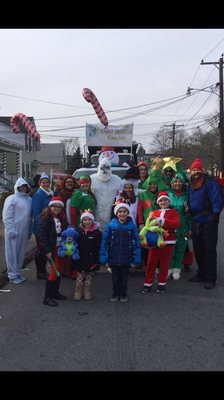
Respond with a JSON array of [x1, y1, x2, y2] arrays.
[[36, 196, 68, 307], [141, 191, 180, 293], [73, 210, 102, 301]]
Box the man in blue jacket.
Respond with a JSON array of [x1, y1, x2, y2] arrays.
[[188, 158, 223, 289]]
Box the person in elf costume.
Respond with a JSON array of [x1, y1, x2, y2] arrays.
[[70, 175, 96, 229], [168, 173, 192, 280], [162, 156, 184, 186]]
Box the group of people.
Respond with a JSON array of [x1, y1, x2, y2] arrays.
[[2, 153, 223, 306]]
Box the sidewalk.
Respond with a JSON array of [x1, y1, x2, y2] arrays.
[[0, 219, 37, 288]]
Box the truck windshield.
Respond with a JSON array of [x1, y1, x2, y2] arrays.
[[90, 153, 134, 166]]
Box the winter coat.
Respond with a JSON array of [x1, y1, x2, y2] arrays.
[[100, 216, 141, 266], [36, 213, 67, 259], [151, 208, 180, 244], [73, 223, 102, 272], [188, 177, 223, 223], [32, 187, 52, 234]]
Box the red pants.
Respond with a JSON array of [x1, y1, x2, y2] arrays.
[[48, 251, 64, 281], [144, 246, 174, 285]]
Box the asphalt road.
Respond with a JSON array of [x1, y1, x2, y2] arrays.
[[0, 216, 224, 371]]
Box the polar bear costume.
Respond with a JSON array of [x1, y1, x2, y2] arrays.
[[91, 157, 122, 232], [2, 177, 32, 281]]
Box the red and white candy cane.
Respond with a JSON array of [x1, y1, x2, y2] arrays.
[[82, 88, 108, 126], [10, 113, 40, 141]]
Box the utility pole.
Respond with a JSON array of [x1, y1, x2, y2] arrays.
[[201, 55, 224, 176], [164, 123, 184, 155]]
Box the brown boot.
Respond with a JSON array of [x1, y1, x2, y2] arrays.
[[84, 275, 92, 300], [74, 282, 83, 300]]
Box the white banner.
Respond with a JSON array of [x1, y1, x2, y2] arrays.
[[86, 123, 133, 147]]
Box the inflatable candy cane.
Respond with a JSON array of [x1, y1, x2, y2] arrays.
[[82, 88, 108, 126], [10, 113, 40, 141]]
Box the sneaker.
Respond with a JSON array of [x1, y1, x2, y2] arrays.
[[110, 295, 119, 302], [173, 271, 181, 280], [120, 296, 128, 302], [141, 286, 152, 293], [156, 284, 166, 293], [189, 275, 204, 282], [9, 277, 23, 284], [18, 275, 26, 283]]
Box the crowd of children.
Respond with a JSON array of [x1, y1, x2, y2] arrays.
[[2, 154, 224, 306]]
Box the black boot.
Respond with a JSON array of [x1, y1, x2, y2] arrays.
[[53, 277, 67, 300], [35, 255, 48, 280], [43, 281, 58, 306]]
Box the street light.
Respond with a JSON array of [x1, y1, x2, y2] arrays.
[[186, 82, 223, 176]]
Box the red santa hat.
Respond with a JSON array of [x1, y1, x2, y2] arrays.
[[114, 202, 130, 215], [157, 191, 171, 204], [190, 158, 204, 171], [49, 196, 64, 207], [80, 209, 95, 221], [101, 146, 115, 152]]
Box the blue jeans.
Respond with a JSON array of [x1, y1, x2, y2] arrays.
[[111, 265, 129, 297]]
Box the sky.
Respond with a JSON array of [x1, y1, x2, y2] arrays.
[[0, 28, 224, 153]]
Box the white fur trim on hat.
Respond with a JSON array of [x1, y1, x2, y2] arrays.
[[157, 194, 171, 204], [80, 211, 95, 221], [49, 199, 64, 207], [114, 202, 130, 215]]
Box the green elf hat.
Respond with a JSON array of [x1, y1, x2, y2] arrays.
[[142, 169, 168, 192], [79, 175, 91, 184], [170, 172, 188, 188]]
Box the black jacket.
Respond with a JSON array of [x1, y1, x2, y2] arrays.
[[73, 224, 102, 272]]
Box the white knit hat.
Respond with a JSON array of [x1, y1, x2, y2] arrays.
[[80, 210, 95, 221], [114, 202, 130, 215]]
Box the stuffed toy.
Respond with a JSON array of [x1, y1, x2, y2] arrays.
[[58, 225, 80, 260], [139, 212, 169, 248]]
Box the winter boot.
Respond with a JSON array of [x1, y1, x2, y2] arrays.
[[43, 280, 58, 306], [84, 275, 92, 300], [74, 280, 84, 301], [53, 277, 67, 300]]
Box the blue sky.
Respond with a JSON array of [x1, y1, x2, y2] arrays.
[[0, 29, 224, 152]]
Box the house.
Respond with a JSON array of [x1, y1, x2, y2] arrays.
[[35, 142, 66, 176], [0, 116, 40, 191]]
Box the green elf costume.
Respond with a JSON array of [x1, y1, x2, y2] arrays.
[[168, 172, 191, 280], [70, 175, 96, 229], [137, 169, 168, 225]]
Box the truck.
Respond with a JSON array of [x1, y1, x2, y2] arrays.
[[83, 140, 140, 167], [73, 123, 143, 179]]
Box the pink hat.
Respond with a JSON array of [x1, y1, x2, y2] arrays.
[[157, 191, 171, 204], [49, 196, 64, 207], [190, 158, 204, 171]]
